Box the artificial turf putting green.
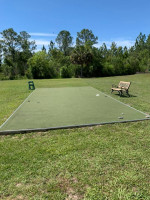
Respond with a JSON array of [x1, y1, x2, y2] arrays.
[[0, 86, 147, 133]]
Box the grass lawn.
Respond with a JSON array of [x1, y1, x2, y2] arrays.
[[0, 74, 150, 200]]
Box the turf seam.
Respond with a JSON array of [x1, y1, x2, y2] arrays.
[[0, 91, 34, 129]]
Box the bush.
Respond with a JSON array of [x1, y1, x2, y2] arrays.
[[26, 68, 33, 79], [27, 51, 49, 79], [2, 64, 12, 79], [27, 51, 60, 79], [74, 65, 82, 77], [113, 57, 124, 75], [61, 64, 75, 78], [102, 62, 115, 76], [48, 61, 61, 78], [124, 57, 139, 74]]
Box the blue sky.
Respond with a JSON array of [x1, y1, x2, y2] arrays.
[[1, 0, 150, 50]]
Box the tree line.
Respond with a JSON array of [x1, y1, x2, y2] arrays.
[[0, 28, 150, 79]]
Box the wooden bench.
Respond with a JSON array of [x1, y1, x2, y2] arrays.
[[111, 81, 131, 96]]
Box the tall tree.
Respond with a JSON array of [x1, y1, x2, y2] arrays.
[[146, 34, 150, 52], [48, 40, 55, 55], [99, 43, 108, 58], [135, 32, 146, 51], [18, 31, 36, 52], [110, 42, 118, 57], [123, 46, 129, 59], [0, 41, 2, 71], [71, 45, 93, 77], [0, 28, 19, 77], [41, 45, 46, 52], [49, 40, 55, 50], [1, 29, 36, 77], [17, 31, 36, 75], [76, 29, 98, 46], [0, 28, 18, 61], [56, 30, 73, 55]]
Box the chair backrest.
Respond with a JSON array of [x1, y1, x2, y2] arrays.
[[118, 81, 131, 89], [28, 81, 35, 90], [28, 81, 34, 84]]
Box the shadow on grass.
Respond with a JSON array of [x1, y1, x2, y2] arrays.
[[113, 93, 137, 98]]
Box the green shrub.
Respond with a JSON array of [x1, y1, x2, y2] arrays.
[[27, 51, 60, 79], [102, 62, 115, 76], [2, 64, 12, 79], [48, 61, 61, 78], [26, 68, 33, 79], [61, 64, 75, 78], [124, 57, 139, 74], [27, 51, 49, 79]]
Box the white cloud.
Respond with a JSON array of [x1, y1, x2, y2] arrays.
[[95, 39, 135, 49], [114, 40, 135, 47], [34, 39, 50, 46], [29, 32, 57, 37], [30, 38, 135, 52]]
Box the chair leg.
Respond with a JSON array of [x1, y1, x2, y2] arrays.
[[126, 90, 130, 97], [119, 90, 123, 96]]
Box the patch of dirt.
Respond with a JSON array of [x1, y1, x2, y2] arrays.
[[58, 177, 82, 200], [66, 188, 80, 200], [12, 136, 19, 140], [16, 183, 22, 187], [16, 195, 24, 200], [5, 195, 28, 200], [132, 187, 139, 193], [88, 127, 94, 130], [71, 177, 78, 184]]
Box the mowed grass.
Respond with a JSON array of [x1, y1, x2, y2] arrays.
[[0, 74, 150, 200]]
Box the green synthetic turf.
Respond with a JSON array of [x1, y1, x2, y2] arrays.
[[0, 86, 147, 132]]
